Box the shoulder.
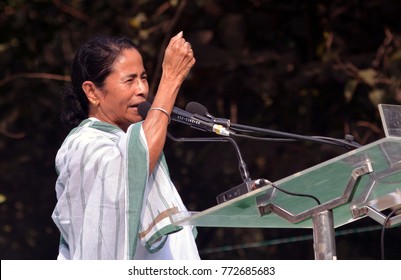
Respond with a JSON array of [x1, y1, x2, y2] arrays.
[[57, 119, 121, 157], [68, 118, 123, 142], [55, 120, 122, 173]]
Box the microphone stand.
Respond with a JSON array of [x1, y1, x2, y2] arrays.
[[167, 132, 278, 204], [166, 132, 251, 183]]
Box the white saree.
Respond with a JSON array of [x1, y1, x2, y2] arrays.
[[51, 118, 200, 260]]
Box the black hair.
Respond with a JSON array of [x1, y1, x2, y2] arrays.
[[61, 36, 137, 128]]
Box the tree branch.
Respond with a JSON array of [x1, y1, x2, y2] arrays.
[[0, 72, 70, 88], [52, 0, 96, 26]]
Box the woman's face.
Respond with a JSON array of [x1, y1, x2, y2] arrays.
[[93, 48, 149, 131]]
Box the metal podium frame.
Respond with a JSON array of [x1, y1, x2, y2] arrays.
[[169, 104, 401, 260]]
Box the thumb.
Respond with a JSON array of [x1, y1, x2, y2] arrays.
[[174, 31, 183, 39], [168, 31, 183, 45]]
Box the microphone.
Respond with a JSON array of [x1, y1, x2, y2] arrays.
[[186, 101, 231, 127], [186, 101, 213, 118], [138, 101, 230, 136]]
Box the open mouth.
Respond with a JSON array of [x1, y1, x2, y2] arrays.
[[128, 104, 139, 114], [129, 100, 147, 109]]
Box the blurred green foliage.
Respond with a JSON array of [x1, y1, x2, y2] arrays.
[[1, 0, 401, 259]]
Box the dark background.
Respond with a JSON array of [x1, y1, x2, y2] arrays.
[[1, 0, 401, 260]]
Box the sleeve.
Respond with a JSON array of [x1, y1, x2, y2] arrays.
[[52, 121, 149, 259]]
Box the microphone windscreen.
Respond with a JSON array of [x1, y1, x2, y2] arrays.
[[186, 101, 208, 116], [138, 101, 151, 119]]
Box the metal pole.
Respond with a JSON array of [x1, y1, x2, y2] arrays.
[[312, 210, 337, 260]]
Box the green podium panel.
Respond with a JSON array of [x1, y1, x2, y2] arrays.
[[171, 137, 401, 229]]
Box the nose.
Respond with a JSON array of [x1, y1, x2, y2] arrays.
[[135, 78, 148, 97]]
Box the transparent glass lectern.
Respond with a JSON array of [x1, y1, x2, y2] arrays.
[[169, 104, 401, 259]]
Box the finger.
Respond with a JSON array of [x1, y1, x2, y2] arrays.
[[168, 38, 186, 52], [170, 31, 183, 44]]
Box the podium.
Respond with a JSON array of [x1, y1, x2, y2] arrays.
[[170, 104, 401, 259]]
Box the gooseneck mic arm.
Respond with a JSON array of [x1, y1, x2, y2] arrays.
[[230, 122, 362, 149], [186, 101, 362, 150]]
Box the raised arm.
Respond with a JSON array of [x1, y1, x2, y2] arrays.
[[142, 31, 195, 172]]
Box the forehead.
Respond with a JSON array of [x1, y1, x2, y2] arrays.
[[113, 48, 144, 72]]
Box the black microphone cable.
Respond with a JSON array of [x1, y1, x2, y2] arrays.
[[380, 206, 401, 260], [269, 181, 321, 206]]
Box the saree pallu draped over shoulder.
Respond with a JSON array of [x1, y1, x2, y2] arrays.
[[52, 118, 199, 260]]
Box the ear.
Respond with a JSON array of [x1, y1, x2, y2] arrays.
[[82, 81, 100, 106]]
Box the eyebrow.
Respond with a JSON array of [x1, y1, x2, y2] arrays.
[[122, 71, 147, 80]]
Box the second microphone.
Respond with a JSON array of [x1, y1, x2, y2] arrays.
[[138, 101, 230, 136]]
